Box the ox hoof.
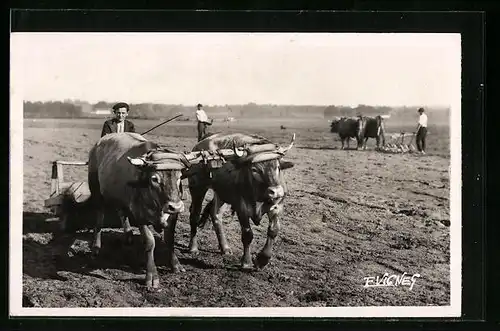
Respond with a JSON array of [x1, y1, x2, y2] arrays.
[[253, 253, 271, 269], [241, 263, 254, 271], [145, 277, 160, 292], [188, 240, 199, 254], [241, 257, 254, 271], [171, 264, 186, 273], [221, 247, 233, 256]]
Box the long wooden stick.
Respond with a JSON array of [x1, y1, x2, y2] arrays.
[[140, 114, 184, 135]]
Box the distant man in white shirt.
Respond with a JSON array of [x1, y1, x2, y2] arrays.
[[195, 103, 213, 141], [415, 107, 428, 154]]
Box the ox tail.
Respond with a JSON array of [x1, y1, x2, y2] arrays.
[[356, 117, 365, 139], [376, 115, 382, 135], [376, 115, 386, 144], [197, 200, 213, 229]]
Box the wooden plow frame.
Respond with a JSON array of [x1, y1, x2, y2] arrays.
[[378, 132, 416, 154], [44, 160, 91, 230]]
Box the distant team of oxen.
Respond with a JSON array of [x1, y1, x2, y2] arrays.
[[84, 131, 295, 290], [329, 115, 389, 150]]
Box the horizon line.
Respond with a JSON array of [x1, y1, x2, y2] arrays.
[[22, 99, 451, 109]]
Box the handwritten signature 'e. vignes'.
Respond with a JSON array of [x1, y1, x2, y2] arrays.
[[363, 272, 421, 291]]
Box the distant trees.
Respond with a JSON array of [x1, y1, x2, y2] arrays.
[[94, 101, 112, 109], [323, 105, 394, 118], [23, 101, 83, 118], [128, 103, 183, 119], [22, 100, 449, 124]]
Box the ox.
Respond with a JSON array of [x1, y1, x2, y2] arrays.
[[184, 133, 295, 270], [359, 115, 386, 149], [329, 116, 364, 149], [88, 132, 198, 289]]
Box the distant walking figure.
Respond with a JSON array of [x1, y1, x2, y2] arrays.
[[415, 107, 428, 154], [195, 103, 213, 141], [101, 102, 136, 137]]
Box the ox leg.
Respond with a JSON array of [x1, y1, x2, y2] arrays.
[[187, 186, 208, 254], [363, 137, 368, 150], [254, 204, 283, 269], [164, 213, 185, 273], [210, 194, 231, 255], [139, 224, 159, 290], [237, 212, 254, 270], [347, 138, 350, 149], [117, 209, 133, 245], [91, 208, 104, 258], [123, 217, 134, 244]]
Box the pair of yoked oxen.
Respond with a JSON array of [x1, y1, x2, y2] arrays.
[[87, 131, 295, 290]]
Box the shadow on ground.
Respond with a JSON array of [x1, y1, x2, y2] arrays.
[[23, 212, 61, 234], [23, 225, 226, 284]]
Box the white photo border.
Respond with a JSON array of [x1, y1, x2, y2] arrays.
[[9, 31, 462, 318]]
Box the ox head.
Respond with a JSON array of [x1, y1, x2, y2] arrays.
[[330, 117, 341, 133], [127, 151, 192, 230], [231, 134, 296, 205]]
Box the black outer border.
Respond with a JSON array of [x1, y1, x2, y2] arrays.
[[6, 9, 486, 330]]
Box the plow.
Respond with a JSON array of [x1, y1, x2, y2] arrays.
[[378, 132, 416, 154]]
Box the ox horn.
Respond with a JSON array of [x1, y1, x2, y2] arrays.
[[278, 133, 296, 155], [128, 156, 147, 167], [233, 140, 245, 158]]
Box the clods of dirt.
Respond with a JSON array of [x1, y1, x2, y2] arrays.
[[389, 232, 421, 250]]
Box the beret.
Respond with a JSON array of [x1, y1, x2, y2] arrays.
[[112, 102, 130, 112], [197, 103, 203, 108]]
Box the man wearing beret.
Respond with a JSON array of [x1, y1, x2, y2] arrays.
[[100, 102, 136, 137]]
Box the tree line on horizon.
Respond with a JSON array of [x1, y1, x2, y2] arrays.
[[23, 100, 450, 124]]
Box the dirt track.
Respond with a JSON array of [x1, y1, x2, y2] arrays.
[[22, 119, 450, 308]]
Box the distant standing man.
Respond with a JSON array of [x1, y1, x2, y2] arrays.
[[195, 103, 213, 141], [100, 102, 136, 137], [415, 107, 428, 154]]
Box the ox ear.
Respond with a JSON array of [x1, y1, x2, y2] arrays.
[[280, 160, 294, 170]]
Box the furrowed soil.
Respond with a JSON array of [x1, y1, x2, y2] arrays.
[[21, 118, 451, 308]]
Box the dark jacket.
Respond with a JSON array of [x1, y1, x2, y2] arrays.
[[101, 119, 136, 137]]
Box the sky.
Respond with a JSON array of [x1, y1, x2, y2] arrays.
[[10, 32, 461, 107]]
